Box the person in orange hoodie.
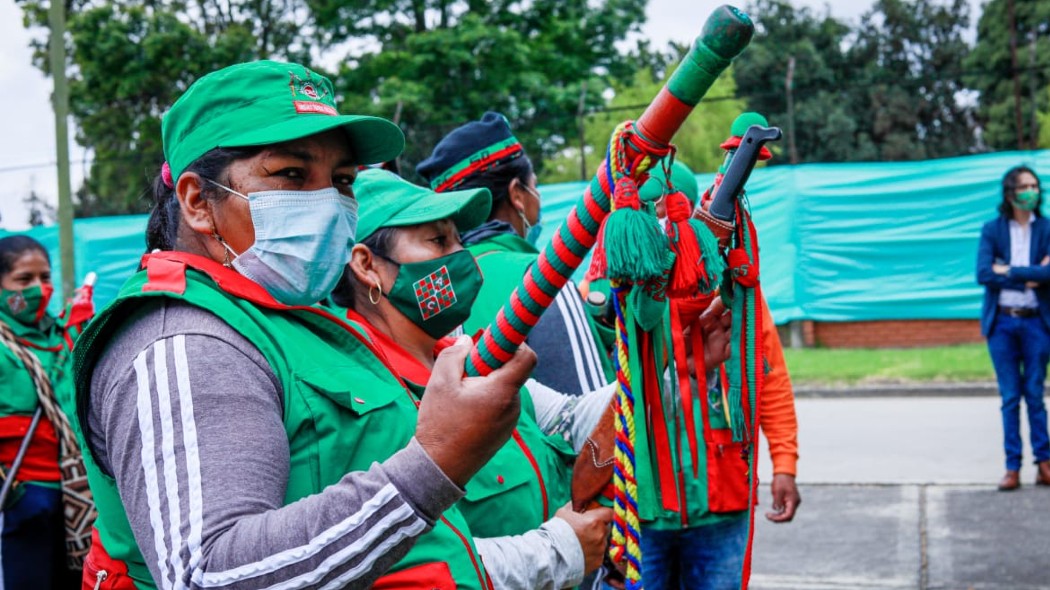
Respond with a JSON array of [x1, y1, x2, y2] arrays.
[[601, 153, 801, 590]]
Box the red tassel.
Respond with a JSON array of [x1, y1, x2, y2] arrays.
[[728, 248, 759, 287], [586, 221, 609, 281], [666, 191, 702, 298]]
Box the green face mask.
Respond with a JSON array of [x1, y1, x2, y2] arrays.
[[1, 283, 53, 326], [1014, 189, 1040, 212], [383, 249, 484, 339]]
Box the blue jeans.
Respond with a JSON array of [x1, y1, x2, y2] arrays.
[[1, 483, 69, 589], [636, 515, 749, 590], [988, 313, 1050, 471]]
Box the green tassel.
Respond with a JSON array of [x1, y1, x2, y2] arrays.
[[605, 177, 669, 282]]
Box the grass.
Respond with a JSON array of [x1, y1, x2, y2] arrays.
[[781, 343, 995, 386]]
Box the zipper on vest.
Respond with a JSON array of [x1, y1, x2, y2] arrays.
[[92, 570, 108, 590], [510, 429, 550, 520]]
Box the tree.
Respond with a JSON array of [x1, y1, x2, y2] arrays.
[[847, 0, 976, 160], [733, 0, 867, 164], [965, 0, 1050, 150], [18, 0, 309, 216], [321, 0, 648, 182], [735, 0, 975, 164], [540, 56, 745, 183], [24, 189, 57, 227]]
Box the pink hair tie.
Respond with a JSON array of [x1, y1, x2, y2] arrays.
[[161, 161, 174, 189]]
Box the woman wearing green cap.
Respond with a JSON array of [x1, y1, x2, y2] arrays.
[[0, 235, 84, 588], [70, 60, 535, 590], [329, 169, 617, 589]]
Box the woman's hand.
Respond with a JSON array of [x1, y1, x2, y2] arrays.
[[416, 336, 536, 487], [993, 263, 1010, 275], [555, 503, 614, 574]]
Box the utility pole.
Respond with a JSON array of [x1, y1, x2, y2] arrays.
[[785, 55, 799, 165], [1029, 31, 1038, 150], [49, 0, 75, 299], [1008, 0, 1024, 150], [578, 85, 588, 181]]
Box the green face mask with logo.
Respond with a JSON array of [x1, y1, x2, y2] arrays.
[[1014, 189, 1040, 212], [1, 283, 53, 326], [383, 250, 484, 339]]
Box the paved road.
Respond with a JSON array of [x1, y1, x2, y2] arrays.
[[746, 395, 1050, 590]]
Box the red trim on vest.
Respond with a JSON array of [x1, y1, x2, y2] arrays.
[[81, 528, 133, 590], [140, 252, 413, 399], [440, 515, 491, 590], [510, 430, 550, 520], [0, 415, 59, 481], [14, 337, 64, 352], [372, 561, 456, 589], [142, 255, 188, 295]]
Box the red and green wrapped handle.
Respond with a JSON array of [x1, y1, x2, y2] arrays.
[[465, 5, 755, 376]]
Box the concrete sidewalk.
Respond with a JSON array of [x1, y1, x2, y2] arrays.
[[746, 396, 1050, 590]]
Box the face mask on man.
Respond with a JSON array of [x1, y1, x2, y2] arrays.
[[1014, 189, 1040, 212], [207, 180, 358, 306], [519, 184, 543, 246], [1, 283, 53, 326], [380, 249, 483, 339]]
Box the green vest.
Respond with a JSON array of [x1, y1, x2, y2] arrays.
[[0, 310, 72, 420], [70, 253, 490, 589], [402, 379, 573, 540], [463, 233, 538, 336]]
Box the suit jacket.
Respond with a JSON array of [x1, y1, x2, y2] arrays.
[[976, 215, 1050, 336]]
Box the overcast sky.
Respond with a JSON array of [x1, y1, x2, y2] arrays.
[[0, 0, 985, 230]]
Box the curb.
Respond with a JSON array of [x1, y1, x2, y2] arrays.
[[793, 381, 998, 398]]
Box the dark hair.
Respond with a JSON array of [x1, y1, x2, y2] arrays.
[[999, 166, 1043, 219], [329, 226, 402, 309], [452, 155, 534, 220], [0, 235, 50, 279], [146, 146, 263, 252]]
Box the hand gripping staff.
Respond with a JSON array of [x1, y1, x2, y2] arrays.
[[463, 5, 754, 376]]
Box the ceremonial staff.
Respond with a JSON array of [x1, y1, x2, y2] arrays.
[[464, 5, 755, 377]]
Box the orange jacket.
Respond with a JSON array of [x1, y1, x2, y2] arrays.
[[759, 295, 799, 476]]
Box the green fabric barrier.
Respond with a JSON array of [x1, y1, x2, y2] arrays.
[[3, 149, 1048, 323]]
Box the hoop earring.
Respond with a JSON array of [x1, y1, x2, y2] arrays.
[[368, 279, 383, 305], [213, 232, 232, 268]]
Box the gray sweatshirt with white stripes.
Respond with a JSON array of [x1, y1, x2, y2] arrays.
[[86, 300, 610, 590], [86, 300, 463, 589]]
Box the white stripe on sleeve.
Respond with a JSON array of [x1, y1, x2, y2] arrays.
[[134, 348, 175, 590]]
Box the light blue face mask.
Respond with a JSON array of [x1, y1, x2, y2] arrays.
[[207, 180, 358, 306], [520, 184, 544, 246]]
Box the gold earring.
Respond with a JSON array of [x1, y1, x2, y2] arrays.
[[368, 278, 383, 305], [212, 232, 232, 268]]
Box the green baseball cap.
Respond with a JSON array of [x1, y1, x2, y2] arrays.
[[353, 169, 492, 242], [162, 60, 405, 179], [639, 159, 700, 206]]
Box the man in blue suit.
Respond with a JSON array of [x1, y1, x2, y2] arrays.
[[976, 165, 1050, 491]]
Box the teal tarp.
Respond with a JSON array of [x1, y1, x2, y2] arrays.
[[4, 150, 1048, 323]]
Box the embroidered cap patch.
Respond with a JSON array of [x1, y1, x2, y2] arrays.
[[413, 265, 457, 320]]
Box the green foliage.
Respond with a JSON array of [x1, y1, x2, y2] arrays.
[[17, 0, 311, 216], [965, 0, 1050, 150], [327, 0, 648, 182], [781, 343, 994, 385], [541, 63, 745, 183], [735, 0, 975, 163]]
